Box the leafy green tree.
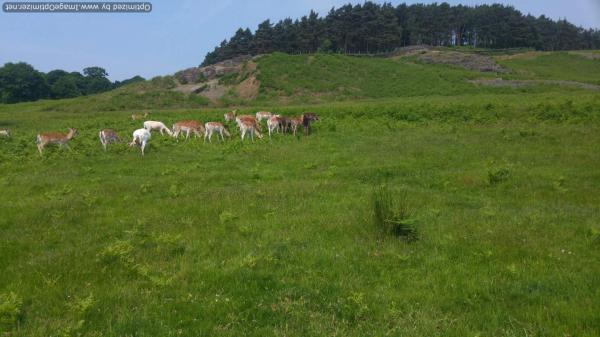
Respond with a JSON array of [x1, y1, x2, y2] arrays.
[[51, 75, 81, 99], [82, 66, 112, 94], [83, 66, 109, 78], [0, 62, 49, 103]]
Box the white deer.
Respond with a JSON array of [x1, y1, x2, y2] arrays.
[[143, 121, 172, 136], [0, 129, 10, 138], [98, 129, 121, 151], [36, 128, 78, 155], [129, 128, 151, 155], [267, 115, 282, 139], [204, 122, 230, 142], [255, 111, 272, 122]]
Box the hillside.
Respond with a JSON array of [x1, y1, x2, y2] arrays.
[[172, 48, 600, 105], [14, 48, 596, 115]]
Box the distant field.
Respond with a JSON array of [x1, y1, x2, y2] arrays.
[[1, 90, 600, 336]]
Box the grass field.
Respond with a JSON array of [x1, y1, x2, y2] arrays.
[[2, 90, 600, 336], [1, 51, 600, 336]]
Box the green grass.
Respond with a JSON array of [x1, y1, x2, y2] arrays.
[[256, 52, 500, 102], [1, 90, 600, 336], [498, 52, 600, 84]]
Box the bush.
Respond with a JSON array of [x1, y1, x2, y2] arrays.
[[194, 73, 207, 83], [174, 71, 188, 85], [488, 167, 511, 185], [371, 185, 417, 239], [150, 76, 177, 89], [0, 292, 23, 331]]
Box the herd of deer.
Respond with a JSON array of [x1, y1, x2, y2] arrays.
[[0, 110, 320, 156]]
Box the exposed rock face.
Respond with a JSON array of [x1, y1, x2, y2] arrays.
[[417, 50, 504, 72], [179, 55, 253, 83], [392, 45, 505, 73]]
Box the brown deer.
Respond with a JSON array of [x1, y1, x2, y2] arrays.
[[239, 120, 263, 142], [172, 120, 205, 140], [204, 122, 231, 142], [131, 112, 149, 121], [36, 128, 78, 155], [302, 113, 320, 135], [224, 109, 237, 122], [289, 116, 304, 136], [99, 129, 121, 150]]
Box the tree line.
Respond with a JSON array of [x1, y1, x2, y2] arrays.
[[0, 62, 144, 104], [202, 2, 600, 66]]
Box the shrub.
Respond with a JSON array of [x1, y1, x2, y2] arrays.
[[174, 71, 188, 84], [194, 73, 207, 83], [488, 167, 511, 185], [371, 185, 417, 239], [0, 292, 23, 331]]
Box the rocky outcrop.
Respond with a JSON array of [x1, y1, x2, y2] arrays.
[[178, 55, 253, 84]]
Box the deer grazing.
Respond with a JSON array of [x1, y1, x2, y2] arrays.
[[239, 120, 263, 142], [289, 113, 320, 136], [128, 128, 151, 155], [289, 116, 304, 136], [236, 115, 263, 138], [143, 121, 173, 136], [278, 116, 292, 133], [267, 115, 283, 139], [36, 128, 78, 155], [99, 129, 121, 150], [302, 113, 320, 135], [0, 129, 10, 138], [224, 109, 237, 122], [172, 120, 205, 141], [204, 122, 231, 142], [255, 111, 272, 122], [131, 112, 149, 121]]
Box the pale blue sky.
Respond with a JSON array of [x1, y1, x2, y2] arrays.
[[1, 0, 598, 80]]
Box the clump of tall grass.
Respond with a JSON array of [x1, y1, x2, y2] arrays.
[[371, 185, 417, 240], [487, 166, 511, 185], [0, 292, 23, 332]]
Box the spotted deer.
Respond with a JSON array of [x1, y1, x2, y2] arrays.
[[224, 109, 237, 122], [36, 128, 78, 155], [204, 122, 230, 142], [131, 112, 149, 121], [239, 120, 263, 142], [172, 120, 205, 141], [99, 129, 121, 150]]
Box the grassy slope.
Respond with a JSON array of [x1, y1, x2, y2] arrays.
[[1, 52, 600, 336], [256, 52, 493, 102], [1, 92, 600, 336], [497, 52, 600, 84]]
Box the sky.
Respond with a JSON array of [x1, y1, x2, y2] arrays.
[[1, 0, 599, 81]]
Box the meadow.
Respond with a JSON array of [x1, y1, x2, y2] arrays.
[[1, 52, 600, 336]]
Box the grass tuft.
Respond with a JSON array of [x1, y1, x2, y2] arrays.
[[371, 185, 418, 240], [0, 292, 23, 332]]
